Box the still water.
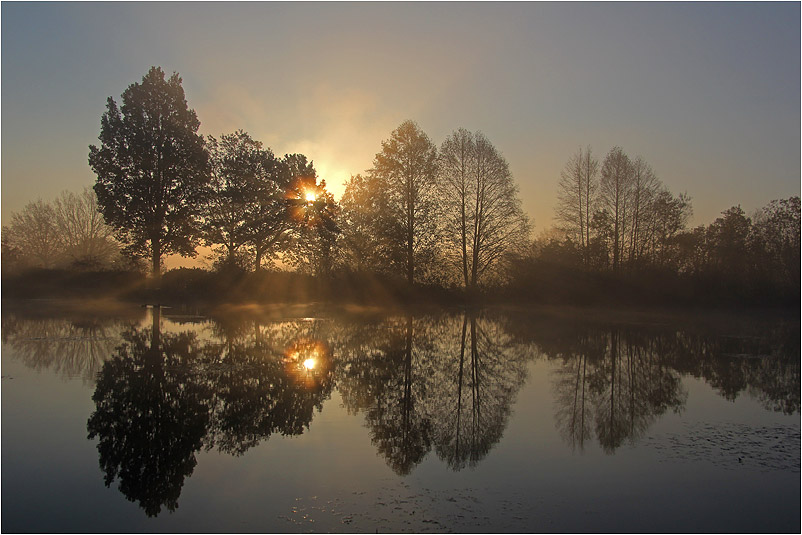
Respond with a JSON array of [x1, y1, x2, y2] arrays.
[[2, 302, 799, 533]]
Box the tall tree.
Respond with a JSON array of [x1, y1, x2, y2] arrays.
[[89, 67, 210, 278], [372, 120, 438, 284], [242, 153, 294, 271], [706, 205, 752, 281], [281, 154, 341, 275], [599, 147, 633, 271], [750, 196, 800, 289], [339, 173, 405, 274], [204, 131, 279, 269], [555, 146, 599, 263], [626, 156, 660, 264], [283, 167, 340, 276], [438, 128, 475, 286], [440, 129, 529, 289]]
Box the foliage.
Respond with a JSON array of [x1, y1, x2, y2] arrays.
[[89, 66, 210, 276], [371, 120, 439, 284]]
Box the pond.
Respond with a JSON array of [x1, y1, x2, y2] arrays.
[[1, 302, 799, 533]]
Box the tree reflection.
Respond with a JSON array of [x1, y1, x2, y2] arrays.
[[86, 309, 210, 516], [2, 303, 789, 516], [86, 310, 336, 515], [205, 333, 334, 456], [337, 312, 533, 473], [1, 312, 134, 384], [542, 317, 799, 453], [549, 328, 687, 453], [337, 316, 432, 475]]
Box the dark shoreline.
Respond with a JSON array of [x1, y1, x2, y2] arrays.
[[2, 266, 799, 317]]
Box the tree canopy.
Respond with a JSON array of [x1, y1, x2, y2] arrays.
[[89, 66, 210, 278]]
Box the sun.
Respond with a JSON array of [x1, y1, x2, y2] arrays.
[[305, 191, 317, 203]]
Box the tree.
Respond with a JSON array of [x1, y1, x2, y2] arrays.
[[89, 66, 210, 279], [750, 196, 800, 289], [284, 169, 340, 276], [706, 205, 752, 280], [52, 187, 120, 268], [372, 120, 438, 284], [2, 189, 121, 271], [241, 152, 294, 271], [626, 156, 660, 264], [555, 146, 599, 264], [438, 128, 474, 286], [204, 131, 279, 269], [280, 154, 341, 275], [599, 147, 633, 271], [439, 129, 530, 289], [339, 173, 405, 274], [2, 199, 61, 268]]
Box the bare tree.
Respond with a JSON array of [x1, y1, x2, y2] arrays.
[[53, 187, 120, 267], [599, 147, 633, 271], [626, 156, 660, 264], [555, 146, 599, 264], [440, 130, 529, 290], [3, 199, 61, 268], [438, 128, 475, 286]]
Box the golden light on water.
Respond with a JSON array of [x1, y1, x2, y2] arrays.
[[283, 338, 331, 389]]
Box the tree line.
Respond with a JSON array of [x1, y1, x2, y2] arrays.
[[512, 144, 799, 304], [2, 66, 798, 304]]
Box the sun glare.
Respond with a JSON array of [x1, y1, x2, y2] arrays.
[[303, 358, 316, 370], [305, 191, 316, 203]]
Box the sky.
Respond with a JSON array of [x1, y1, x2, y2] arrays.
[[2, 2, 800, 239]]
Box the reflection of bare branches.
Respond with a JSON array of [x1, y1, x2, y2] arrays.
[[2, 313, 133, 384], [551, 328, 688, 454], [336, 311, 535, 474], [428, 313, 532, 470]]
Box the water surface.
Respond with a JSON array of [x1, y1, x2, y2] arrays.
[[2, 303, 799, 532]]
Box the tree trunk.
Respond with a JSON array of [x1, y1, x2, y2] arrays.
[[407, 205, 414, 285], [151, 239, 161, 283], [254, 248, 263, 272]]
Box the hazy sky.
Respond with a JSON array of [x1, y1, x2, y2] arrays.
[[2, 2, 800, 235]]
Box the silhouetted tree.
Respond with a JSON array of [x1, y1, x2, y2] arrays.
[[439, 129, 530, 289], [706, 205, 752, 281], [204, 131, 279, 269], [89, 66, 210, 279], [599, 147, 633, 271], [372, 120, 438, 284], [749, 196, 800, 290], [626, 156, 660, 264], [555, 146, 599, 264], [283, 157, 341, 276], [339, 173, 405, 274]]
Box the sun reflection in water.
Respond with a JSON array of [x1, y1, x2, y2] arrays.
[[283, 338, 330, 389]]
